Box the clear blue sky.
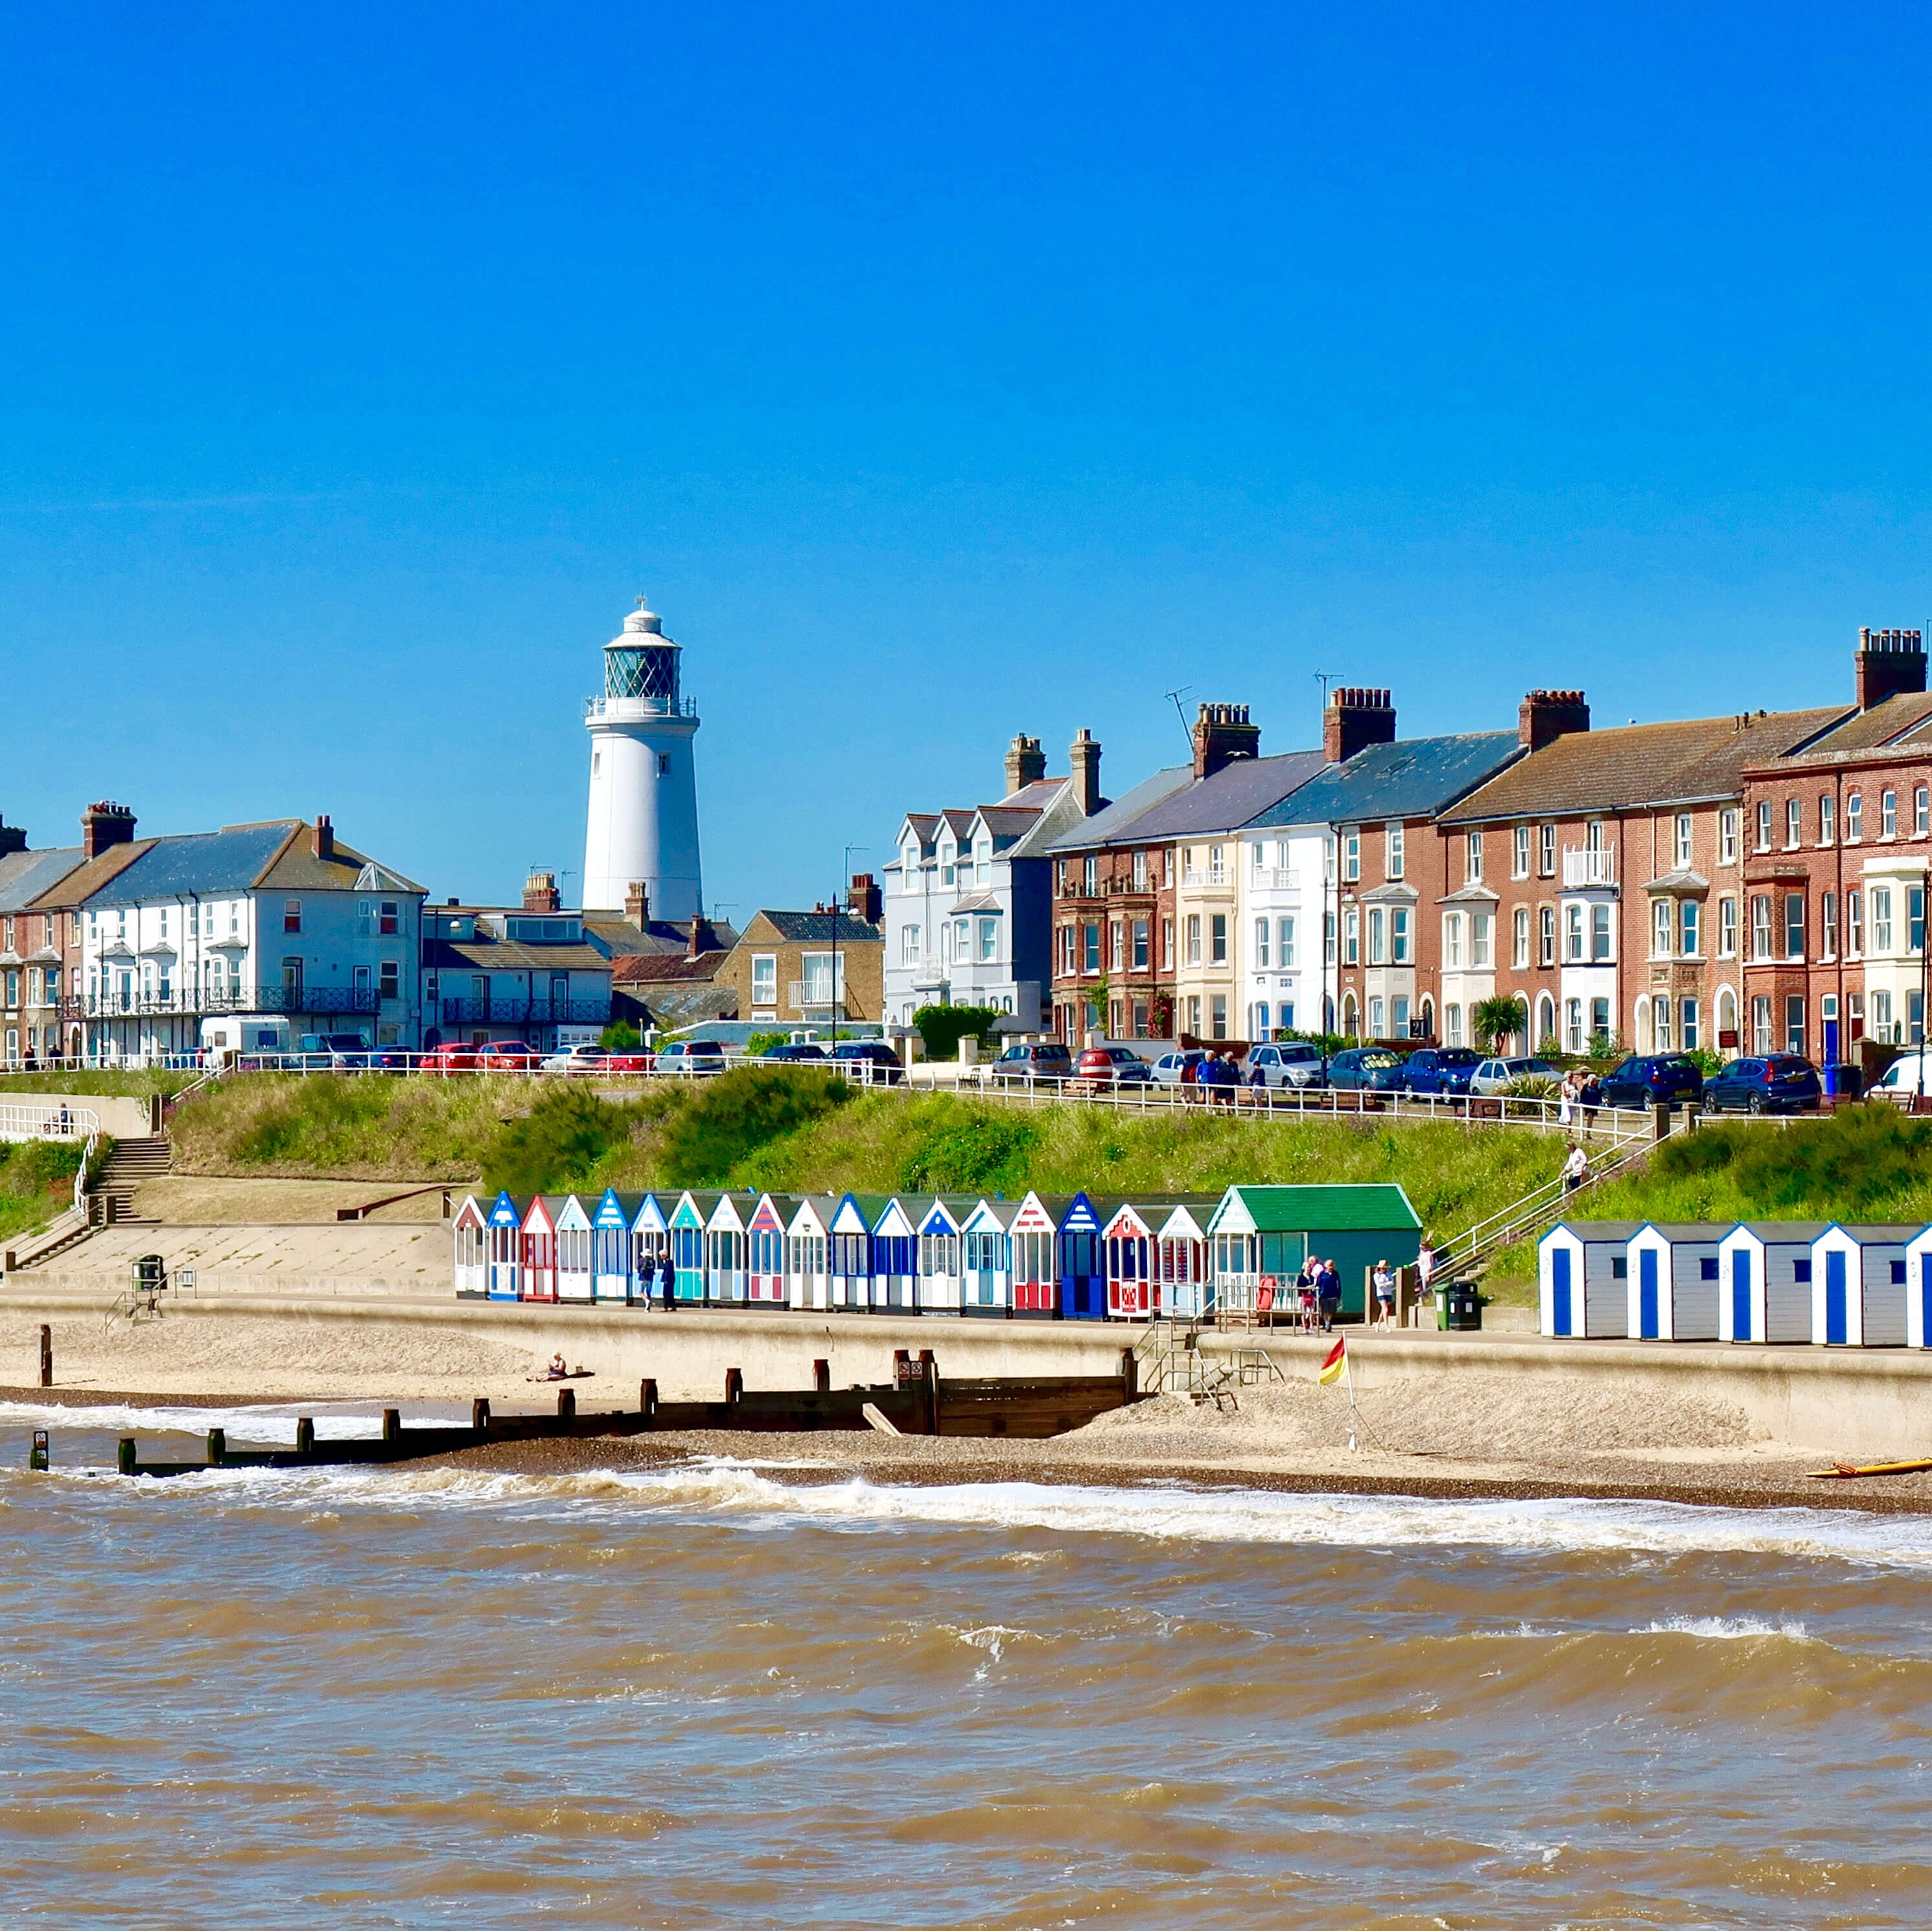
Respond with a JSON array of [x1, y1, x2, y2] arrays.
[[5, 5, 1931, 914]]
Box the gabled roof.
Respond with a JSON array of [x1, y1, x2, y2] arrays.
[[75, 820, 425, 906], [0, 846, 86, 913], [425, 938, 612, 972], [612, 951, 732, 986], [583, 915, 741, 958], [1727, 1220, 1832, 1242], [1001, 776, 1071, 809], [1259, 734, 1524, 829], [1543, 1220, 1645, 1242], [1045, 764, 1194, 854], [742, 910, 883, 944], [1113, 748, 1328, 843], [1216, 1183, 1422, 1232], [1778, 691, 1932, 759], [1441, 710, 1843, 826]]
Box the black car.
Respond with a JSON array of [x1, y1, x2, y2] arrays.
[[1702, 1054, 1822, 1114], [1599, 1054, 1705, 1110], [758, 1042, 829, 1063], [830, 1041, 905, 1084]]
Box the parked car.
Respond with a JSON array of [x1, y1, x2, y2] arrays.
[[1384, 1046, 1484, 1095], [830, 1041, 905, 1083], [476, 1041, 541, 1072], [296, 1031, 373, 1069], [657, 1039, 728, 1074], [756, 1042, 829, 1063], [1701, 1054, 1822, 1114], [1598, 1054, 1705, 1110], [1073, 1045, 1155, 1090], [1245, 1041, 1325, 1089], [1325, 1048, 1402, 1090], [365, 1045, 412, 1073], [988, 1041, 1075, 1085], [1149, 1048, 1211, 1086], [421, 1041, 482, 1074], [1872, 1051, 1931, 1100], [1468, 1056, 1558, 1096]]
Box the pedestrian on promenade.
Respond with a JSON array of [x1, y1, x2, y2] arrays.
[[1557, 1070, 1576, 1127], [1579, 1072, 1602, 1131], [660, 1256, 677, 1310], [1294, 1256, 1319, 1330], [1317, 1256, 1341, 1331], [1181, 1054, 1200, 1105], [1561, 1141, 1589, 1194], [1371, 1258, 1396, 1329]]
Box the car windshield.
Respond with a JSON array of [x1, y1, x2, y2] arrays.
[[1439, 1050, 1480, 1065], [1359, 1052, 1400, 1069]]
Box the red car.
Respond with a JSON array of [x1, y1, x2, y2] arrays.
[[420, 1041, 482, 1074], [1071, 1045, 1156, 1091], [476, 1041, 541, 1072]]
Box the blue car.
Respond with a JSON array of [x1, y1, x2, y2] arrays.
[[1390, 1046, 1484, 1095], [1599, 1054, 1705, 1110], [1327, 1047, 1402, 1091], [1701, 1054, 1822, 1115]]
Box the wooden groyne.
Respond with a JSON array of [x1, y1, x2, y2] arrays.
[[108, 1347, 1143, 1478]]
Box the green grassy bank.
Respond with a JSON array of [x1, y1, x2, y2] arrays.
[[0, 1140, 84, 1247]]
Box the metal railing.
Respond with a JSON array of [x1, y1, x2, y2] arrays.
[[0, 1102, 100, 1144], [439, 997, 612, 1025], [1562, 848, 1616, 888]]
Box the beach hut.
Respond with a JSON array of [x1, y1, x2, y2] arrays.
[[452, 1193, 487, 1297], [666, 1191, 721, 1303], [960, 1197, 1019, 1316], [1537, 1221, 1640, 1338], [828, 1193, 883, 1310], [629, 1193, 671, 1303], [1624, 1223, 1727, 1341], [1155, 1202, 1213, 1322], [1101, 1201, 1160, 1319], [1716, 1222, 1824, 1345], [555, 1194, 595, 1302], [1053, 1194, 1109, 1320], [520, 1195, 561, 1302], [1810, 1224, 1917, 1347], [1009, 1194, 1063, 1318], [588, 1190, 638, 1301], [1206, 1186, 1422, 1322], [785, 1196, 835, 1310], [705, 1193, 752, 1305], [1904, 1226, 1932, 1348], [485, 1192, 526, 1300], [746, 1193, 797, 1306], [914, 1197, 970, 1315], [870, 1197, 920, 1312]]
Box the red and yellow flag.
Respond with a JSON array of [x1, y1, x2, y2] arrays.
[[1318, 1335, 1348, 1385]]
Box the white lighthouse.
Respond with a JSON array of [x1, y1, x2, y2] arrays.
[[581, 597, 704, 921]]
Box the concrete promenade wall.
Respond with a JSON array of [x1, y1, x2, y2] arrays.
[[2, 1091, 158, 1141], [6, 1275, 1932, 1455]]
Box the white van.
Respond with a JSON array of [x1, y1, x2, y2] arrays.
[[200, 1015, 292, 1065], [1871, 1052, 1932, 1100]]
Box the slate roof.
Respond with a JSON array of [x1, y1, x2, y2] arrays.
[[745, 910, 883, 944], [612, 951, 733, 985], [75, 820, 424, 906], [425, 938, 611, 973], [1257, 733, 1524, 829], [633, 984, 739, 1028], [0, 846, 86, 913], [585, 916, 740, 958], [1784, 691, 1932, 757], [1044, 764, 1194, 853], [1114, 748, 1328, 842], [28, 839, 152, 911], [1001, 777, 1070, 809], [1730, 1221, 1832, 1241], [1440, 711, 1841, 825]]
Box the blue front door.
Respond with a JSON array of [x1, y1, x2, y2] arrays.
[[1731, 1250, 1751, 1343], [1825, 1249, 1848, 1345], [1924, 1258, 1932, 1349], [1639, 1248, 1659, 1339], [1551, 1249, 1572, 1336]]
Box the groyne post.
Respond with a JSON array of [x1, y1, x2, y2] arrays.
[[207, 1428, 226, 1466], [557, 1387, 576, 1423], [382, 1409, 401, 1444], [1119, 1347, 1137, 1401], [813, 1359, 830, 1393], [117, 1438, 135, 1477], [39, 1323, 51, 1389], [296, 1417, 315, 1455], [725, 1367, 743, 1405], [472, 1398, 491, 1432], [641, 1378, 658, 1417]]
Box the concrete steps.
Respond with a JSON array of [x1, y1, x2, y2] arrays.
[[96, 1135, 171, 1227]]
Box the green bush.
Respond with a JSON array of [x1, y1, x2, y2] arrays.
[[1651, 1105, 1932, 1216], [484, 1087, 646, 1197], [744, 1032, 791, 1058], [657, 1065, 852, 1187], [893, 1106, 1041, 1194], [914, 1004, 1005, 1062], [600, 1018, 643, 1050]]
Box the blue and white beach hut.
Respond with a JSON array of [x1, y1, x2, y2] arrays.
[[666, 1192, 721, 1303], [1538, 1221, 1640, 1337], [1155, 1202, 1213, 1321], [590, 1190, 638, 1302], [914, 1197, 969, 1315], [629, 1193, 671, 1302], [555, 1193, 595, 1302], [452, 1193, 487, 1297], [1905, 1225, 1932, 1349], [1624, 1223, 1726, 1341], [827, 1194, 883, 1310], [1811, 1224, 1916, 1347], [705, 1192, 752, 1305], [1055, 1193, 1108, 1320], [960, 1197, 1019, 1317], [485, 1192, 526, 1300], [870, 1197, 920, 1312], [1716, 1222, 1824, 1344], [785, 1196, 835, 1310]]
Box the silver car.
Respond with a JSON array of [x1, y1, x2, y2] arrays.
[[1468, 1056, 1557, 1096], [1245, 1042, 1325, 1089]]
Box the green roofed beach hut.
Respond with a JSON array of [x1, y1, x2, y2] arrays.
[[1206, 1185, 1421, 1322]]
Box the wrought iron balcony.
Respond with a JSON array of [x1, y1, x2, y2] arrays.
[[440, 996, 612, 1025]]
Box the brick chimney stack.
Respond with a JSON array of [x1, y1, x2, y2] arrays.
[[312, 815, 334, 862], [624, 881, 650, 925], [522, 870, 561, 913], [1192, 703, 1261, 781], [0, 815, 25, 859], [686, 915, 714, 957], [1322, 688, 1396, 764], [1519, 689, 1590, 752], [845, 872, 883, 923], [1070, 729, 1104, 816], [1004, 734, 1047, 796], [80, 802, 136, 860], [1856, 626, 1927, 712]]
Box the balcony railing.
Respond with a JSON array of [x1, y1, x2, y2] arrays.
[[440, 997, 612, 1025], [1181, 866, 1229, 887], [788, 982, 847, 1014], [75, 986, 384, 1019], [1562, 848, 1616, 888], [1248, 867, 1301, 890]]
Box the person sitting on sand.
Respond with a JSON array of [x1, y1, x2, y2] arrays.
[[548, 1353, 569, 1379]]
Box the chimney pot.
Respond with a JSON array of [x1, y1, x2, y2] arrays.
[[1070, 729, 1104, 816], [1518, 688, 1591, 752], [80, 801, 137, 861], [0, 815, 25, 860], [1855, 622, 1927, 711], [312, 815, 334, 862], [845, 872, 883, 923], [1192, 702, 1263, 780], [624, 881, 650, 925], [1004, 733, 1047, 796], [521, 870, 561, 914], [1322, 688, 1397, 763]]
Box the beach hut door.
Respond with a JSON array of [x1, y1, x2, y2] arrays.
[[1730, 1250, 1751, 1341], [1923, 1256, 1932, 1350], [1550, 1249, 1572, 1336], [1825, 1250, 1848, 1345], [1638, 1248, 1659, 1339]]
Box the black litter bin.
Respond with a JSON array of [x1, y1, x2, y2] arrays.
[[1825, 1063, 1863, 1100], [1443, 1282, 1482, 1332]]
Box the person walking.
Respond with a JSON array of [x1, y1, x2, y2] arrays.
[[659, 1255, 677, 1310], [1317, 1256, 1341, 1332], [1557, 1070, 1576, 1127], [1579, 1072, 1602, 1131], [1371, 1257, 1396, 1330], [1561, 1141, 1589, 1194]]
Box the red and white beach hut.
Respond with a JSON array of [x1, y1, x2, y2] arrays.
[[520, 1195, 561, 1302]]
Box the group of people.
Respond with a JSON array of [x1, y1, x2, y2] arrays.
[[1555, 1068, 1605, 1126], [1178, 1050, 1248, 1104], [1288, 1255, 1342, 1329]]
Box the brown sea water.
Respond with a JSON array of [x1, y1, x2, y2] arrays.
[[3, 1402, 1931, 1928]]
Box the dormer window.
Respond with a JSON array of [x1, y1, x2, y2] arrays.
[[940, 841, 955, 885]]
